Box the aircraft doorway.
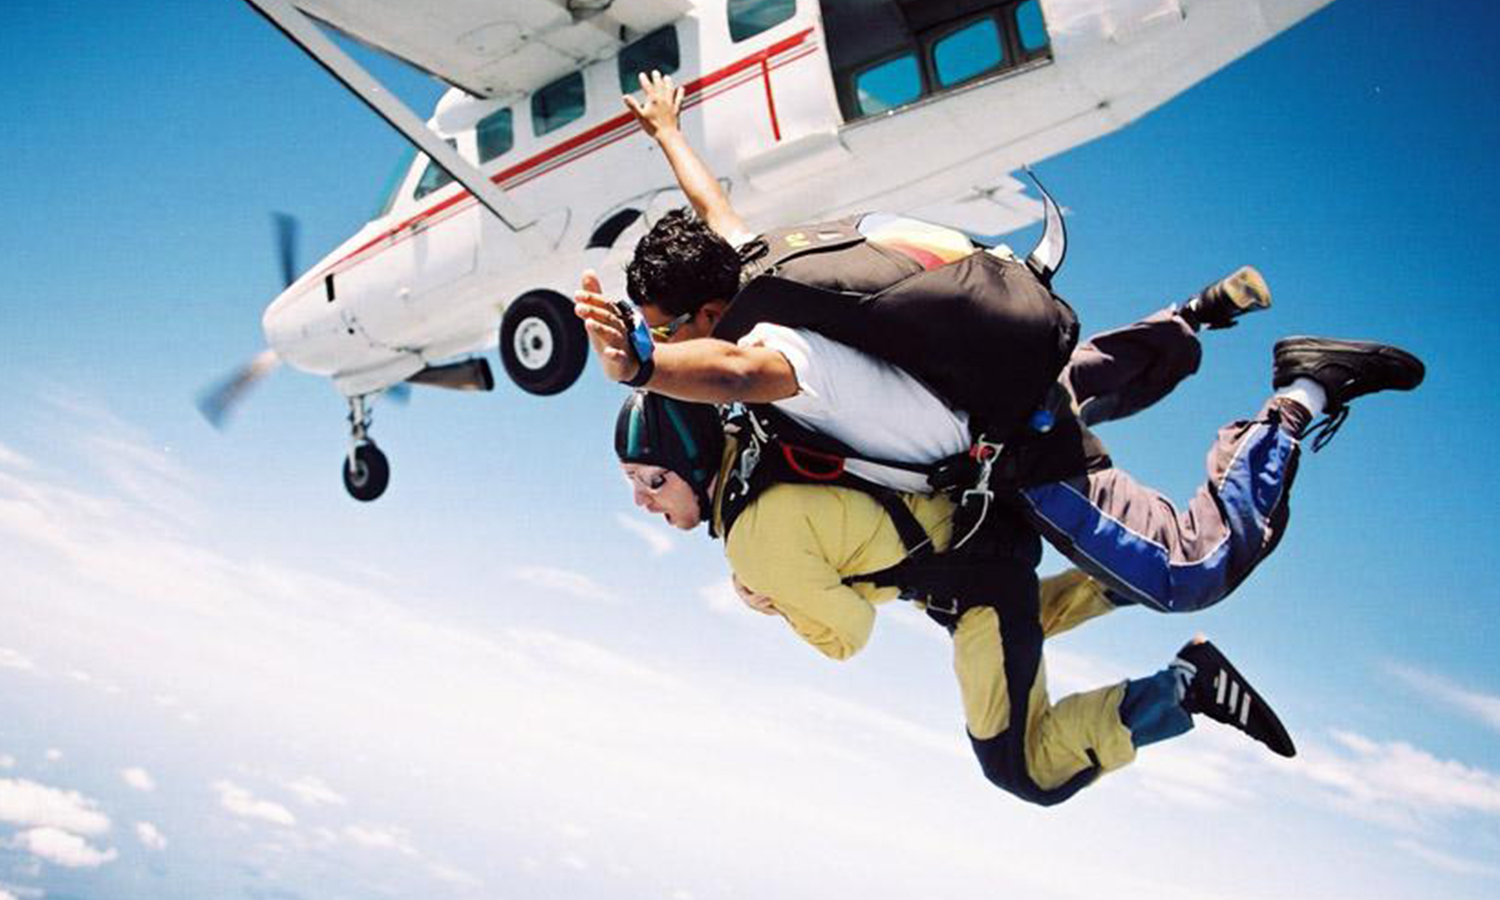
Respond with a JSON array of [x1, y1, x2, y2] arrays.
[[818, 0, 1051, 123]]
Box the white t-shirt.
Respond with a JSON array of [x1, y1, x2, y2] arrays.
[[737, 322, 970, 494]]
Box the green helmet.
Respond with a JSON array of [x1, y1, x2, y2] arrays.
[[615, 390, 725, 520]]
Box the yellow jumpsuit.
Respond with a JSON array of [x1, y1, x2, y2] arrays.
[[719, 477, 1143, 803]]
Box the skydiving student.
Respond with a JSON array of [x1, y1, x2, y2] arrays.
[[608, 310, 1420, 804], [615, 389, 1285, 807], [579, 71, 1426, 615]]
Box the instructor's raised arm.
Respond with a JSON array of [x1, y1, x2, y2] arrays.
[[624, 71, 748, 241]]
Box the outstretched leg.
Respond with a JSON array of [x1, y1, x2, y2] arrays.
[[1065, 266, 1270, 427], [1020, 337, 1425, 612], [952, 571, 1297, 807]]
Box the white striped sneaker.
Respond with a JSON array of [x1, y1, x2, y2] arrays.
[[1173, 637, 1296, 758]]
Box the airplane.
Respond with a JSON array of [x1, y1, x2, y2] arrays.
[[204, 0, 1335, 501]]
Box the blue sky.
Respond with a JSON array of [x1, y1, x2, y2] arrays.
[[3, 1, 1499, 898]]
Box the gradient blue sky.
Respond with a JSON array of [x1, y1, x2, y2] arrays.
[[3, 1, 1499, 899]]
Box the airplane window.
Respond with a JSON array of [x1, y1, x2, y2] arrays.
[[413, 138, 458, 201], [477, 108, 514, 164], [933, 18, 1005, 88], [1016, 0, 1049, 53], [619, 26, 680, 94], [533, 72, 586, 137], [727, 0, 796, 43], [374, 146, 415, 218], [855, 53, 922, 116]]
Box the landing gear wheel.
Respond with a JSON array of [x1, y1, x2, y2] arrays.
[[499, 291, 588, 396], [342, 442, 389, 502]]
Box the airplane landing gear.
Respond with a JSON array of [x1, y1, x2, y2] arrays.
[[342, 395, 390, 502], [500, 291, 588, 396]]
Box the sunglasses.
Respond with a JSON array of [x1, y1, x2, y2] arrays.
[[627, 469, 669, 492], [648, 311, 694, 341]]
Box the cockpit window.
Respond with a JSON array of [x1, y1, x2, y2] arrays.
[[823, 1, 1052, 122], [533, 72, 586, 136], [1016, 0, 1049, 54], [374, 146, 416, 219], [477, 108, 514, 164], [934, 18, 1005, 87], [727, 0, 796, 43], [855, 53, 922, 116], [413, 138, 458, 201], [619, 26, 681, 94]]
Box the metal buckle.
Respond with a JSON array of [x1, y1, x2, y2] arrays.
[[961, 437, 1003, 507], [730, 434, 761, 498], [924, 594, 960, 617]]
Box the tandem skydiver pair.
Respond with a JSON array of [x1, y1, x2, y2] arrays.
[[576, 71, 1425, 806]]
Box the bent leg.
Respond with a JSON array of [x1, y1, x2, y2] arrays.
[[954, 581, 1136, 807], [1065, 307, 1202, 427], [1019, 398, 1302, 612]]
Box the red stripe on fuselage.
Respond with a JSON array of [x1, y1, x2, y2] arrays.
[[319, 27, 818, 279]]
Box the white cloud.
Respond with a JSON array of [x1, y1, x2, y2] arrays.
[[343, 824, 418, 856], [135, 821, 168, 851], [614, 512, 674, 557], [285, 775, 345, 807], [40, 392, 201, 522], [0, 778, 110, 835], [121, 767, 155, 792], [0, 647, 37, 673], [1393, 837, 1499, 876], [0, 887, 14, 900], [213, 780, 296, 826], [43, 750, 60, 763], [427, 861, 481, 887], [1294, 729, 1500, 819], [1391, 664, 1500, 735], [699, 578, 744, 617], [0, 441, 31, 470], [11, 826, 117, 868], [6, 397, 1496, 900], [511, 565, 618, 603]]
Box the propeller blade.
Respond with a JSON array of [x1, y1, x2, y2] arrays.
[[196, 349, 281, 429], [273, 212, 300, 288]]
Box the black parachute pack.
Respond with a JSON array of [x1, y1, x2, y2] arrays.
[[717, 222, 1078, 446], [708, 176, 1106, 616]]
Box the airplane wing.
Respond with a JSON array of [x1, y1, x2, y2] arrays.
[[906, 175, 1045, 244], [293, 0, 692, 100]]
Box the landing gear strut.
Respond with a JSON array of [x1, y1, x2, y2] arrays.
[[342, 395, 389, 502]]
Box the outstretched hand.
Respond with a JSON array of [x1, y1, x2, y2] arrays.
[[573, 270, 639, 383], [623, 70, 684, 139]]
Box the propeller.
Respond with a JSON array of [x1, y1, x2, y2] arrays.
[[196, 349, 282, 428], [385, 382, 412, 405], [196, 212, 301, 429]]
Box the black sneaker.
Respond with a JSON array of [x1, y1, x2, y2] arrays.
[[1273, 336, 1425, 412], [1173, 638, 1296, 758], [1181, 266, 1271, 330]]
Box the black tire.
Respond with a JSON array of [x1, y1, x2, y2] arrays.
[[499, 291, 588, 396], [342, 442, 389, 502]]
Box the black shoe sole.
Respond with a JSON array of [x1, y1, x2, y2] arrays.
[[1272, 336, 1426, 408]]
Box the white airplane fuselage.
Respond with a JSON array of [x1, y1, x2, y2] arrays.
[[260, 0, 1332, 399]]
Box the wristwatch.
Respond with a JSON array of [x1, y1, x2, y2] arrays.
[[616, 301, 656, 387]]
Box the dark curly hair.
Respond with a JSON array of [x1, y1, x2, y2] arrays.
[[626, 208, 743, 316]]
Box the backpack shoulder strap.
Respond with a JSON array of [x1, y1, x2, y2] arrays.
[[739, 218, 867, 284]]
